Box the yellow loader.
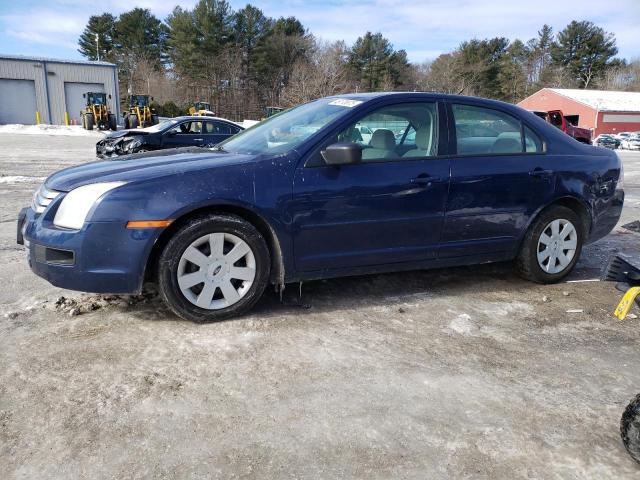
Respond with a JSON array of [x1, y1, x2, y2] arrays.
[[81, 92, 117, 131]]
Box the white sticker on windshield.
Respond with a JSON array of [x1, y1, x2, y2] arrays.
[[328, 99, 363, 108]]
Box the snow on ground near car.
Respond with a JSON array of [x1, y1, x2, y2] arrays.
[[0, 124, 105, 136], [0, 175, 45, 184], [1, 135, 640, 478]]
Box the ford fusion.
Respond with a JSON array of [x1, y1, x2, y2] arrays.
[[18, 93, 624, 322]]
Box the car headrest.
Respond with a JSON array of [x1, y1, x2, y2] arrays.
[[370, 129, 395, 150], [415, 126, 433, 152], [491, 137, 521, 154]]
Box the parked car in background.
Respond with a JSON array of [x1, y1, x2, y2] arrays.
[[594, 134, 621, 149], [531, 109, 592, 144], [96, 116, 243, 158], [614, 132, 633, 142], [19, 93, 623, 322], [354, 124, 374, 143], [621, 134, 640, 151]]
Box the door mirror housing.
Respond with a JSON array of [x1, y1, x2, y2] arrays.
[[165, 130, 177, 137], [321, 142, 362, 166]]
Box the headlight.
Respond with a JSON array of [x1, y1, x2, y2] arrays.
[[53, 182, 126, 229], [125, 138, 142, 152]]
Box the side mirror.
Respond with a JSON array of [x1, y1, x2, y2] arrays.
[[151, 96, 154, 101], [321, 142, 362, 166], [108, 94, 112, 99], [82, 94, 86, 98], [166, 130, 177, 137]]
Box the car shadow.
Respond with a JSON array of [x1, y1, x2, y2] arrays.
[[128, 251, 619, 324]]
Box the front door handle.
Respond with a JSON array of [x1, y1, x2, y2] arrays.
[[193, 138, 204, 142], [529, 168, 554, 177]]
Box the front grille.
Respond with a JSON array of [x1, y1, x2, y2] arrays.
[[31, 184, 61, 214]]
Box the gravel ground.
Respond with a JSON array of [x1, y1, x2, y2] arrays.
[[1, 132, 640, 479]]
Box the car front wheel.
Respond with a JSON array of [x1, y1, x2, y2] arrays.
[[158, 214, 270, 322], [622, 394, 640, 464], [516, 205, 584, 283]]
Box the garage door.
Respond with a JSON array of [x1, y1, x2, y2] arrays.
[[0, 79, 38, 125], [64, 82, 105, 125]]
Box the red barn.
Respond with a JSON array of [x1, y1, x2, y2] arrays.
[[518, 88, 640, 137]]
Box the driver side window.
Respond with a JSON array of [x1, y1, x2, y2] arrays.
[[336, 102, 438, 163], [169, 121, 203, 135]]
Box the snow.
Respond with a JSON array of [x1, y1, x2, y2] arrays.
[[0, 124, 105, 137], [0, 175, 45, 184], [549, 88, 640, 112], [239, 119, 260, 129]]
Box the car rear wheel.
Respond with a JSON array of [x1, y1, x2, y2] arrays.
[[516, 205, 583, 283], [158, 214, 270, 322]]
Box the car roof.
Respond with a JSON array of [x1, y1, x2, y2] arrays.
[[172, 115, 242, 126], [328, 91, 528, 112]]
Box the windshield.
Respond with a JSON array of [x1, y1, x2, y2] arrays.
[[139, 119, 177, 133], [216, 98, 364, 155]]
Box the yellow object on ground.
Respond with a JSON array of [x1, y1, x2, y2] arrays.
[[615, 287, 640, 320]]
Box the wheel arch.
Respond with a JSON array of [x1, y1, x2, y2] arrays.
[[518, 196, 592, 251], [143, 204, 285, 289]]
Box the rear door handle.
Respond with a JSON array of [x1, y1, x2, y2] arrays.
[[529, 168, 554, 177], [411, 173, 441, 185]]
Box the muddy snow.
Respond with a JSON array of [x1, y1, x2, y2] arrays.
[[1, 132, 640, 479]]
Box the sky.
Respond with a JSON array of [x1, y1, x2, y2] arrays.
[[0, 0, 638, 63]]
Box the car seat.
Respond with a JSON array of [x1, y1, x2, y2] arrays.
[[362, 129, 396, 161]]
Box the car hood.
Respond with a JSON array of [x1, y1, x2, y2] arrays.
[[103, 129, 153, 140], [45, 148, 257, 192]]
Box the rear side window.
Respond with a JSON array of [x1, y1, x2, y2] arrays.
[[524, 125, 543, 153], [452, 104, 525, 156]]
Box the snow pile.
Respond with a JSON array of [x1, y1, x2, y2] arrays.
[[0, 175, 45, 184], [0, 124, 105, 136], [239, 119, 260, 129]]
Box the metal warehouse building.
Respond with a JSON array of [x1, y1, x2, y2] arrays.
[[0, 54, 119, 125], [518, 88, 640, 137]]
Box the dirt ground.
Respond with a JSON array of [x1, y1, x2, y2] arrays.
[[1, 130, 640, 479]]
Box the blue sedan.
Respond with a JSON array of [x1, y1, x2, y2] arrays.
[[18, 93, 624, 322]]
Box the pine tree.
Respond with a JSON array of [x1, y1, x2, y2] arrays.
[[551, 20, 618, 88], [77, 14, 116, 62]]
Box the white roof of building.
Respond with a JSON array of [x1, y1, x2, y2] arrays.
[[0, 53, 116, 68], [548, 88, 640, 112]]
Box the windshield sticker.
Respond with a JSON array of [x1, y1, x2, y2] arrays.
[[328, 99, 363, 108]]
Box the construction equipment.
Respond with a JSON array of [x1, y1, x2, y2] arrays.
[[188, 102, 215, 116], [265, 106, 284, 118], [81, 92, 117, 131], [123, 95, 159, 129]]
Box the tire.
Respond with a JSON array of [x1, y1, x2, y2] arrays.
[[85, 113, 94, 131], [158, 214, 270, 322], [129, 114, 139, 129], [515, 205, 584, 283], [124, 116, 130, 130], [152, 114, 159, 125], [621, 394, 640, 464], [108, 114, 117, 131]]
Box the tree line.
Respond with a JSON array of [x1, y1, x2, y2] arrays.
[[78, 1, 639, 120]]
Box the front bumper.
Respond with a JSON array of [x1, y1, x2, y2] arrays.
[[19, 206, 157, 294]]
